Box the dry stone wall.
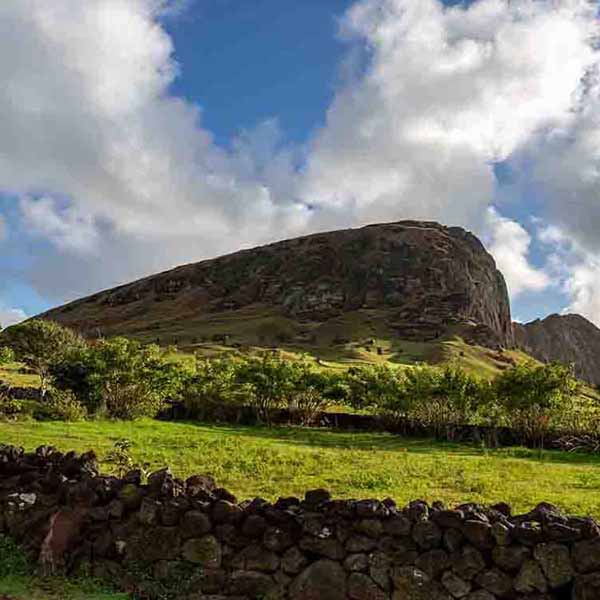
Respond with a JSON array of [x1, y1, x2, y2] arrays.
[[1, 445, 599, 599]]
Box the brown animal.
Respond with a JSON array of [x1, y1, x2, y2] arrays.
[[38, 507, 86, 575]]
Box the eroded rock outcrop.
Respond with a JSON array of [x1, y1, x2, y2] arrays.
[[514, 314, 600, 386], [38, 221, 513, 349]]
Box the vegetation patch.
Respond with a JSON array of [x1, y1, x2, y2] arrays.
[[0, 535, 126, 599]]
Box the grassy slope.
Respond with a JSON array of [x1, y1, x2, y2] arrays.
[[1, 419, 600, 516]]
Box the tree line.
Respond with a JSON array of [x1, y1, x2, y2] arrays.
[[0, 320, 595, 447]]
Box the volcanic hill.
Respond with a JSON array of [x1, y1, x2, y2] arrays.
[[38, 221, 514, 358], [514, 313, 600, 386]]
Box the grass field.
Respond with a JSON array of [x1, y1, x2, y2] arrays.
[[1, 419, 600, 516], [0, 362, 40, 388]]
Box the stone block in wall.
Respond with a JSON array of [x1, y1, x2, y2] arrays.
[[289, 559, 346, 600]]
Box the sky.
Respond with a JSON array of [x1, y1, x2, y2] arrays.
[[1, 0, 600, 328]]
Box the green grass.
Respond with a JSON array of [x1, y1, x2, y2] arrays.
[[0, 362, 40, 388], [2, 419, 600, 516], [0, 575, 128, 599], [0, 535, 127, 599]]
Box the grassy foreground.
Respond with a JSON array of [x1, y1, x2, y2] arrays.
[[0, 535, 127, 600], [1, 419, 600, 516], [0, 574, 127, 599]]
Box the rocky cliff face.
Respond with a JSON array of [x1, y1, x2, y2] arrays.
[[514, 314, 600, 386], [39, 221, 513, 348]]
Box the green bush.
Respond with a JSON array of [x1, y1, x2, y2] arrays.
[[344, 365, 407, 417], [52, 338, 186, 420], [408, 365, 485, 438], [0, 346, 14, 365], [36, 389, 87, 422], [236, 354, 302, 424], [181, 357, 244, 420], [288, 367, 343, 425], [494, 362, 580, 445], [0, 390, 25, 421]]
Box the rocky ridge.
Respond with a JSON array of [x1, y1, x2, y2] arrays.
[[39, 221, 513, 349], [2, 445, 600, 599], [514, 314, 600, 386]]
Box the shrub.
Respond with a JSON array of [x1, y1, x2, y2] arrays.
[[236, 354, 302, 424], [410, 365, 483, 438], [105, 439, 149, 478], [50, 350, 99, 411], [0, 346, 14, 365], [288, 368, 344, 426], [0, 534, 30, 578], [494, 362, 580, 446], [344, 365, 407, 416], [36, 389, 87, 421], [53, 338, 186, 419], [181, 357, 244, 421], [0, 390, 24, 421]]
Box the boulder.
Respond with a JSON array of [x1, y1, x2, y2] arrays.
[[347, 572, 387, 600], [533, 542, 573, 588], [514, 560, 548, 594], [289, 559, 347, 600], [181, 535, 222, 568]]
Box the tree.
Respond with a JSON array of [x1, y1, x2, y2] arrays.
[[235, 354, 301, 424], [1, 320, 86, 397], [88, 338, 186, 419], [494, 361, 580, 446], [345, 365, 408, 418], [181, 356, 244, 420], [404, 364, 485, 438], [52, 337, 186, 419], [288, 365, 345, 426], [0, 346, 14, 365]]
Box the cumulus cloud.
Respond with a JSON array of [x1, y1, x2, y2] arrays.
[[0, 0, 599, 321], [537, 224, 600, 325], [0, 0, 311, 299], [302, 0, 597, 228], [19, 196, 100, 253], [484, 208, 550, 298]]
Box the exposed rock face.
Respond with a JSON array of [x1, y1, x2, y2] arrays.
[[39, 221, 513, 348], [514, 314, 600, 386]]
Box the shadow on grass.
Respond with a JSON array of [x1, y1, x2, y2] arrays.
[[12, 418, 600, 469], [168, 420, 600, 467]]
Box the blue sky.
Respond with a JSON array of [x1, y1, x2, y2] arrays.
[[0, 0, 599, 328], [164, 1, 353, 147]]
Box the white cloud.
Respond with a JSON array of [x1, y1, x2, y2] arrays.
[[0, 0, 599, 315], [301, 0, 598, 229], [0, 215, 6, 242], [536, 224, 600, 326], [19, 196, 100, 253], [484, 207, 550, 298], [563, 259, 600, 322], [0, 306, 27, 329]]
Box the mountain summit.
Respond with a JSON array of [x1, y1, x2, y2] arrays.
[[38, 221, 513, 350], [514, 314, 600, 386]]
